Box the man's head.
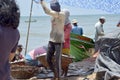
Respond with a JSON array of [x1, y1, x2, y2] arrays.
[[50, 1, 61, 12], [0, 0, 20, 29], [17, 44, 23, 52], [117, 20, 120, 27], [72, 19, 78, 26], [99, 16, 105, 24]]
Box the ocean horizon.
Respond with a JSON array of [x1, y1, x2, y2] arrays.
[[18, 14, 120, 54]]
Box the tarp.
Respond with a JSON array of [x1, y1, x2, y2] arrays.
[[94, 29, 120, 80]]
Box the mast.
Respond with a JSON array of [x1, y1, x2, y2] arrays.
[[24, 0, 34, 55]]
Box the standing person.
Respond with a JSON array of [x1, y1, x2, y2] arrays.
[[94, 16, 106, 42], [92, 21, 120, 80], [40, 0, 65, 79], [62, 9, 72, 56], [93, 16, 106, 58], [0, 0, 20, 80], [93, 20, 120, 58], [71, 19, 83, 35]]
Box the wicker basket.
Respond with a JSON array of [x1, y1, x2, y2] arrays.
[[10, 59, 26, 66], [37, 53, 73, 68], [11, 65, 38, 79], [37, 53, 73, 76]]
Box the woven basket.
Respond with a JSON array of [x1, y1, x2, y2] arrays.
[[37, 53, 73, 69], [11, 65, 38, 79], [10, 59, 26, 66]]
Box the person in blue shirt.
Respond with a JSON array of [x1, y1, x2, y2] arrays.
[[71, 19, 83, 35]]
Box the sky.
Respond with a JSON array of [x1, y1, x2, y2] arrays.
[[16, 0, 109, 16]]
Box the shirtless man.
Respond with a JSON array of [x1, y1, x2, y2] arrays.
[[40, 0, 65, 79]]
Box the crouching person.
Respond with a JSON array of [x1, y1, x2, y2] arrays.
[[25, 45, 47, 67], [11, 44, 24, 62]]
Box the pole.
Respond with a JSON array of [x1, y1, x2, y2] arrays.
[[24, 0, 34, 55]]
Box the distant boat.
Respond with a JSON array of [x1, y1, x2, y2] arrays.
[[25, 19, 37, 23]]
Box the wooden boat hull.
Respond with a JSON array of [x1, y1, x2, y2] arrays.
[[10, 60, 39, 79], [70, 33, 95, 62], [36, 53, 73, 76]]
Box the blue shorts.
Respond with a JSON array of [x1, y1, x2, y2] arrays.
[[25, 55, 40, 66], [25, 53, 43, 67], [25, 59, 40, 66]]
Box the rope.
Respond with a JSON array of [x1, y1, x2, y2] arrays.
[[24, 0, 34, 55]]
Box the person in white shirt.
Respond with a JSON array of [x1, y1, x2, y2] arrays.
[[94, 16, 106, 42], [40, 0, 65, 79]]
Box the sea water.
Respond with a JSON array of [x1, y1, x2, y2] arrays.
[[18, 14, 120, 54]]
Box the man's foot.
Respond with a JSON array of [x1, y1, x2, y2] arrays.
[[29, 76, 37, 80], [51, 77, 60, 80], [40, 67, 48, 73]]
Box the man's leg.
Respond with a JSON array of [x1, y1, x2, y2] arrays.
[[46, 41, 55, 71], [54, 43, 62, 78]]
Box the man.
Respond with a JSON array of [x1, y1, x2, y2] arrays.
[[93, 20, 120, 58], [0, 0, 20, 79], [94, 16, 106, 42], [71, 19, 83, 35], [40, 0, 65, 79], [93, 17, 106, 58]]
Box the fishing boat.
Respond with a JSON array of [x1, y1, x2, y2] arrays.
[[25, 19, 37, 23], [70, 33, 95, 62]]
